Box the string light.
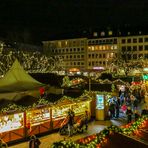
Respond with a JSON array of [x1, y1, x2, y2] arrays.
[[52, 115, 148, 147]]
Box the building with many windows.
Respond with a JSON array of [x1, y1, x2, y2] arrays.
[[119, 35, 148, 66], [42, 38, 87, 72], [43, 34, 148, 73]]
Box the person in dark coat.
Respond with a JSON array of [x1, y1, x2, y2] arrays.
[[84, 110, 89, 130], [0, 139, 8, 148], [67, 109, 75, 136], [126, 107, 133, 123], [141, 105, 148, 116], [115, 100, 120, 118], [134, 110, 140, 121], [109, 102, 115, 119], [29, 135, 41, 148]]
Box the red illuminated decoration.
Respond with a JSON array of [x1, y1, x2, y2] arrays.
[[131, 81, 142, 85], [39, 87, 45, 96]]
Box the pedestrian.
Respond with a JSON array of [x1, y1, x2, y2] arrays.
[[84, 110, 89, 130], [115, 100, 120, 118], [109, 101, 115, 119], [29, 135, 41, 148], [141, 105, 148, 116], [67, 109, 75, 137], [126, 107, 133, 123], [0, 139, 8, 148], [134, 110, 140, 121]]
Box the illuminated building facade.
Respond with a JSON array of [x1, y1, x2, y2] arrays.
[[118, 35, 148, 67], [87, 37, 118, 70], [43, 34, 148, 72], [42, 38, 87, 72]]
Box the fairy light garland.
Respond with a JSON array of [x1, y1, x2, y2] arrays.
[[51, 115, 148, 148]]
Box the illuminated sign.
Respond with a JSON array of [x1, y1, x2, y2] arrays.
[[143, 74, 148, 80], [93, 67, 104, 70], [96, 95, 104, 110], [143, 68, 148, 72]]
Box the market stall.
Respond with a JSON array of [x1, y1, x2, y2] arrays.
[[72, 98, 91, 121], [51, 98, 73, 129], [26, 105, 51, 136], [52, 96, 92, 130], [0, 111, 25, 143]]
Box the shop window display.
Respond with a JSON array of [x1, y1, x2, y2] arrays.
[[0, 112, 24, 133], [72, 102, 90, 115], [52, 105, 70, 120], [26, 107, 50, 126]]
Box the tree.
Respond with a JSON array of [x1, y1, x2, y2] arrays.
[[109, 48, 144, 76]]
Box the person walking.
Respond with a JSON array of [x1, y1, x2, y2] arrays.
[[126, 107, 133, 123], [134, 110, 140, 121], [67, 109, 75, 137], [84, 110, 89, 130], [29, 135, 41, 148], [115, 99, 120, 118], [109, 102, 115, 119], [0, 139, 8, 148]]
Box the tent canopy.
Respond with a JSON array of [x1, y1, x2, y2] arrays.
[[0, 59, 45, 92]]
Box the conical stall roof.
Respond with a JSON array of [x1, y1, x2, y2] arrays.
[[0, 59, 45, 92]]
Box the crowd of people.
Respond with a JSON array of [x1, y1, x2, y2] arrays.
[[108, 84, 148, 123]]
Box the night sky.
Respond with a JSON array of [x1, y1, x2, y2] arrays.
[[0, 0, 148, 44]]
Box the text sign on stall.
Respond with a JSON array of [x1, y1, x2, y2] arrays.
[[96, 95, 104, 110]]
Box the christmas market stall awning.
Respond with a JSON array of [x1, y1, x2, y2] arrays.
[[113, 79, 126, 85], [102, 79, 112, 84], [54, 96, 74, 107], [128, 69, 143, 76], [0, 59, 46, 100]]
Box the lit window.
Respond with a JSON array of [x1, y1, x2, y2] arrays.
[[101, 31, 105, 36], [58, 41, 61, 47], [108, 31, 113, 36], [95, 46, 98, 50], [93, 32, 98, 37], [111, 46, 114, 50], [114, 45, 117, 49]]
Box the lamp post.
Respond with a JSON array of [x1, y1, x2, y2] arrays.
[[89, 73, 91, 92]]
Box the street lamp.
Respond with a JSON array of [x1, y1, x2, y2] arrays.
[[88, 73, 91, 92]]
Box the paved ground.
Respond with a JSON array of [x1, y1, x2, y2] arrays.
[[9, 117, 127, 148]]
